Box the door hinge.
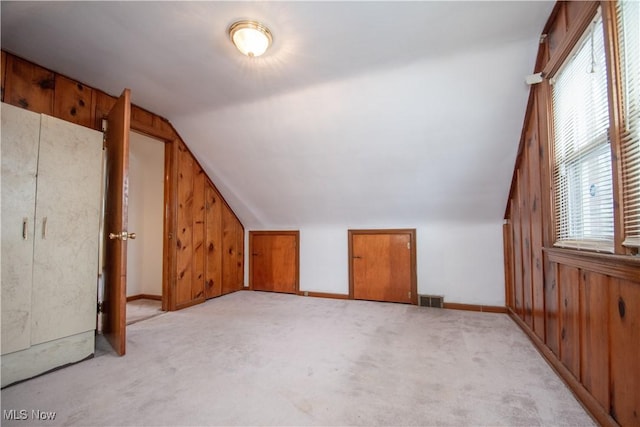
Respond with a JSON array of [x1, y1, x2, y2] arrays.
[[408, 291, 412, 299], [97, 301, 104, 314], [101, 118, 108, 148], [407, 241, 411, 250]]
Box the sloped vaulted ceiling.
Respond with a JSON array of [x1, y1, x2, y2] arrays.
[[1, 1, 554, 229]]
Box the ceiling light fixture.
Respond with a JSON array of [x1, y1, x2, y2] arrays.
[[228, 20, 273, 57]]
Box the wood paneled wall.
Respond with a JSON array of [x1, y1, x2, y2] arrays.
[[503, 3, 639, 427], [1, 51, 245, 312]]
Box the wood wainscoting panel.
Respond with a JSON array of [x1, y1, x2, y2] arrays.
[[519, 161, 534, 328], [191, 166, 206, 301], [503, 222, 515, 311], [221, 204, 238, 295], [204, 183, 223, 299], [544, 257, 560, 357], [609, 278, 640, 426], [558, 264, 580, 380], [511, 190, 524, 318], [235, 218, 244, 290], [1, 50, 6, 101], [175, 142, 195, 306], [526, 103, 545, 341], [579, 271, 610, 411]]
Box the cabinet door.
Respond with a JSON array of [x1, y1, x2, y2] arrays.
[[30, 114, 103, 345], [250, 232, 298, 294], [351, 231, 415, 304], [0, 103, 40, 355]]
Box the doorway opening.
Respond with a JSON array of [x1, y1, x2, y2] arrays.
[[125, 131, 166, 325]]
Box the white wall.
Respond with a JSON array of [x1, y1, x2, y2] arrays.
[[127, 132, 164, 297], [245, 221, 505, 306], [246, 221, 505, 307]]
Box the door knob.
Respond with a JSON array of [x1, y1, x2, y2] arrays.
[[109, 231, 136, 241]]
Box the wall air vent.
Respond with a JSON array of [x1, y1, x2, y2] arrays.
[[418, 294, 444, 308]]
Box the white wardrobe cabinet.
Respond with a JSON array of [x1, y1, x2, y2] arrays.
[[1, 103, 103, 387]]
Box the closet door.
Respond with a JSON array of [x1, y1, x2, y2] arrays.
[[0, 103, 40, 355], [30, 115, 103, 345]]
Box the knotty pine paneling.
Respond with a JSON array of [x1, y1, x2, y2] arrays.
[[53, 75, 94, 128], [1, 50, 246, 313], [2, 51, 176, 140], [1, 50, 6, 101], [504, 4, 640, 426], [205, 183, 223, 299], [558, 264, 580, 380], [176, 142, 195, 306], [544, 256, 560, 356], [546, 3, 567, 62], [511, 189, 524, 318], [4, 55, 54, 115], [519, 158, 533, 327], [609, 278, 640, 427], [221, 204, 238, 295], [526, 104, 545, 340], [191, 166, 206, 301], [235, 217, 245, 290], [503, 223, 515, 311], [580, 271, 610, 411]]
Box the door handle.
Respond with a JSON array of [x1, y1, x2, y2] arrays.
[[353, 255, 362, 259], [109, 231, 137, 241], [22, 218, 28, 240]]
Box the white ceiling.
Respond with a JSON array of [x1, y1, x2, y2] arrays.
[[1, 1, 553, 228]]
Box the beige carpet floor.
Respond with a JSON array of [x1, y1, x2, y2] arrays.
[[1, 291, 594, 426], [127, 299, 164, 325]]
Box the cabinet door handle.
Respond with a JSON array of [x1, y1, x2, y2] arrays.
[[23, 218, 28, 240], [42, 217, 48, 239]]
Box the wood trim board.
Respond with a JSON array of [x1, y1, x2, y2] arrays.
[[126, 294, 162, 302]]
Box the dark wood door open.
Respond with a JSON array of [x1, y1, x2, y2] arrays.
[[349, 229, 417, 304], [103, 89, 131, 356], [250, 231, 299, 294]]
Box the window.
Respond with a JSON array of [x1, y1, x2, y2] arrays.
[[551, 10, 614, 252], [617, 0, 640, 248]]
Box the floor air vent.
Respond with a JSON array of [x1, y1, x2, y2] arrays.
[[419, 294, 444, 308]]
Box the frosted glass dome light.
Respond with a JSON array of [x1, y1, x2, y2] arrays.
[[229, 20, 273, 57]]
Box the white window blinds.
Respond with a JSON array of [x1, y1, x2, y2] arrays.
[[551, 10, 614, 252], [618, 0, 640, 248]]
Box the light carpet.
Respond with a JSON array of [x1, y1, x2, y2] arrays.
[[1, 291, 595, 426], [127, 299, 164, 325]]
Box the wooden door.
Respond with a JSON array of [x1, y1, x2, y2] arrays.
[[250, 231, 299, 294], [349, 229, 417, 304], [103, 89, 131, 356]]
